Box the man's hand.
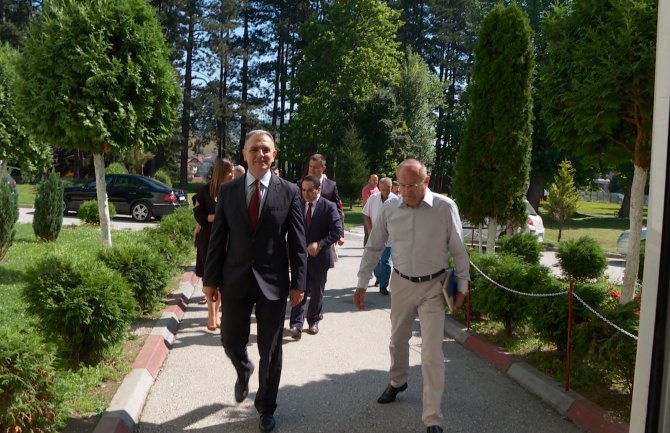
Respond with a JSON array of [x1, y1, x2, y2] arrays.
[[337, 237, 345, 246], [289, 289, 304, 306], [307, 242, 320, 257], [203, 285, 218, 302], [353, 288, 367, 310]]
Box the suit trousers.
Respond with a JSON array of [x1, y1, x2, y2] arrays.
[[289, 265, 328, 329], [388, 271, 446, 427], [220, 276, 287, 416]]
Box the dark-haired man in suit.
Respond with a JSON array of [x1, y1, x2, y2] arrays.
[[203, 130, 307, 432], [304, 154, 344, 246], [288, 175, 343, 339]]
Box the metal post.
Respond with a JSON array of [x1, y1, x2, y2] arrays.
[[565, 277, 574, 392]]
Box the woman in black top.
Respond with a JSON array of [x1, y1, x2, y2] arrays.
[[194, 158, 234, 330]]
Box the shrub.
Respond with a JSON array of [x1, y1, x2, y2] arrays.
[[99, 241, 174, 314], [557, 236, 607, 280], [499, 232, 542, 265], [572, 299, 639, 394], [0, 178, 18, 261], [77, 200, 117, 224], [33, 171, 64, 241], [0, 330, 63, 433], [144, 206, 194, 267], [153, 169, 172, 187], [527, 280, 609, 351], [22, 253, 138, 366], [470, 253, 551, 334], [106, 162, 128, 174]]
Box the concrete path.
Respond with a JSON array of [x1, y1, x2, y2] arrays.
[[135, 230, 583, 433]]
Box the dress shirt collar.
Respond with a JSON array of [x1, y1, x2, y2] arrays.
[[398, 188, 434, 208], [246, 170, 272, 189], [306, 194, 321, 206]]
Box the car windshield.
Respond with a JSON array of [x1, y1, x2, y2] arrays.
[[526, 202, 537, 216]]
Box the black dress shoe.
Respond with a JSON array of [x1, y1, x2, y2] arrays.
[[377, 382, 407, 403], [380, 286, 389, 295], [426, 426, 443, 433], [288, 326, 302, 340], [259, 414, 276, 432], [234, 364, 254, 403]]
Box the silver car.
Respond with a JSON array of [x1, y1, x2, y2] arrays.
[[617, 227, 647, 255], [461, 200, 545, 244]]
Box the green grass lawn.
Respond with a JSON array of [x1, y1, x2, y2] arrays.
[[539, 200, 642, 253], [0, 224, 158, 420]]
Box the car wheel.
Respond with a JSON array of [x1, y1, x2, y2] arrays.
[[131, 202, 152, 222]]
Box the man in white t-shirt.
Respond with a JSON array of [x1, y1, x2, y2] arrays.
[[362, 177, 396, 295]]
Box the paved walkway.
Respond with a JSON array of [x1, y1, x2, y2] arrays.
[[135, 229, 583, 433]]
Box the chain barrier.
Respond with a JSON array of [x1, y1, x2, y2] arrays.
[[470, 261, 568, 297], [469, 261, 639, 341], [573, 292, 639, 341]]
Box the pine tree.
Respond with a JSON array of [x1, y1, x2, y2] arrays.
[[546, 160, 580, 242], [33, 172, 65, 242], [334, 127, 369, 209]]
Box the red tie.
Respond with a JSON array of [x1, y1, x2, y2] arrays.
[[306, 202, 312, 228], [248, 179, 260, 231]]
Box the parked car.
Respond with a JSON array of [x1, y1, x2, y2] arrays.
[[63, 174, 188, 222], [617, 227, 647, 256], [461, 200, 544, 244]]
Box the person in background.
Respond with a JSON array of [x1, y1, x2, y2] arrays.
[[391, 180, 400, 196], [233, 165, 246, 178], [203, 130, 306, 432], [361, 174, 379, 244], [362, 177, 396, 296], [354, 159, 470, 433], [193, 158, 235, 330], [287, 175, 343, 339], [271, 165, 280, 177], [302, 153, 344, 246]]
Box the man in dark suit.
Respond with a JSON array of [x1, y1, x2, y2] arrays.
[[203, 130, 307, 432], [288, 175, 343, 339], [305, 154, 344, 246]]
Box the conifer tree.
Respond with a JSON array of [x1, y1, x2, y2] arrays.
[[0, 176, 18, 261], [33, 171, 64, 242], [546, 160, 580, 242]]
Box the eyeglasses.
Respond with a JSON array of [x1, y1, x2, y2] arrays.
[[398, 179, 426, 190]]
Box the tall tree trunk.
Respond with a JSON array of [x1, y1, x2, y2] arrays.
[[93, 153, 111, 247], [180, 1, 196, 188], [621, 164, 648, 303], [238, 4, 250, 156], [486, 217, 497, 254], [272, 35, 282, 131], [527, 174, 545, 210], [618, 176, 633, 218]]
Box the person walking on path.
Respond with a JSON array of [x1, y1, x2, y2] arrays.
[[361, 174, 379, 245], [354, 159, 470, 433], [303, 153, 345, 247], [362, 177, 396, 296], [203, 129, 307, 432], [288, 175, 343, 339], [193, 158, 234, 330]]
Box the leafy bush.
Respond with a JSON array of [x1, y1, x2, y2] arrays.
[[527, 280, 609, 351], [106, 162, 128, 174], [0, 178, 18, 261], [33, 171, 64, 241], [143, 206, 194, 267], [0, 331, 63, 433], [557, 236, 607, 280], [77, 200, 117, 224], [470, 253, 551, 334], [153, 169, 172, 187], [499, 232, 542, 265], [572, 300, 639, 394], [22, 253, 138, 366], [99, 241, 174, 314]]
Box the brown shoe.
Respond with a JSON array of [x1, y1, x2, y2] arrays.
[[288, 327, 302, 340], [306, 322, 319, 335]]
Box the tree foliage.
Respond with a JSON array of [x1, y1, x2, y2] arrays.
[[334, 126, 369, 208], [453, 3, 534, 248], [546, 159, 579, 242], [541, 0, 656, 302], [33, 171, 64, 242]]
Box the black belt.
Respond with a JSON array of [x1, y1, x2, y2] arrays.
[[393, 268, 445, 283]]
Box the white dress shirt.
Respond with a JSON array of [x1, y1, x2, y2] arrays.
[[246, 170, 272, 210], [357, 188, 470, 293]]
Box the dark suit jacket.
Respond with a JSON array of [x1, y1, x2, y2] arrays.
[[298, 177, 343, 225], [203, 174, 307, 301], [305, 197, 344, 271]]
